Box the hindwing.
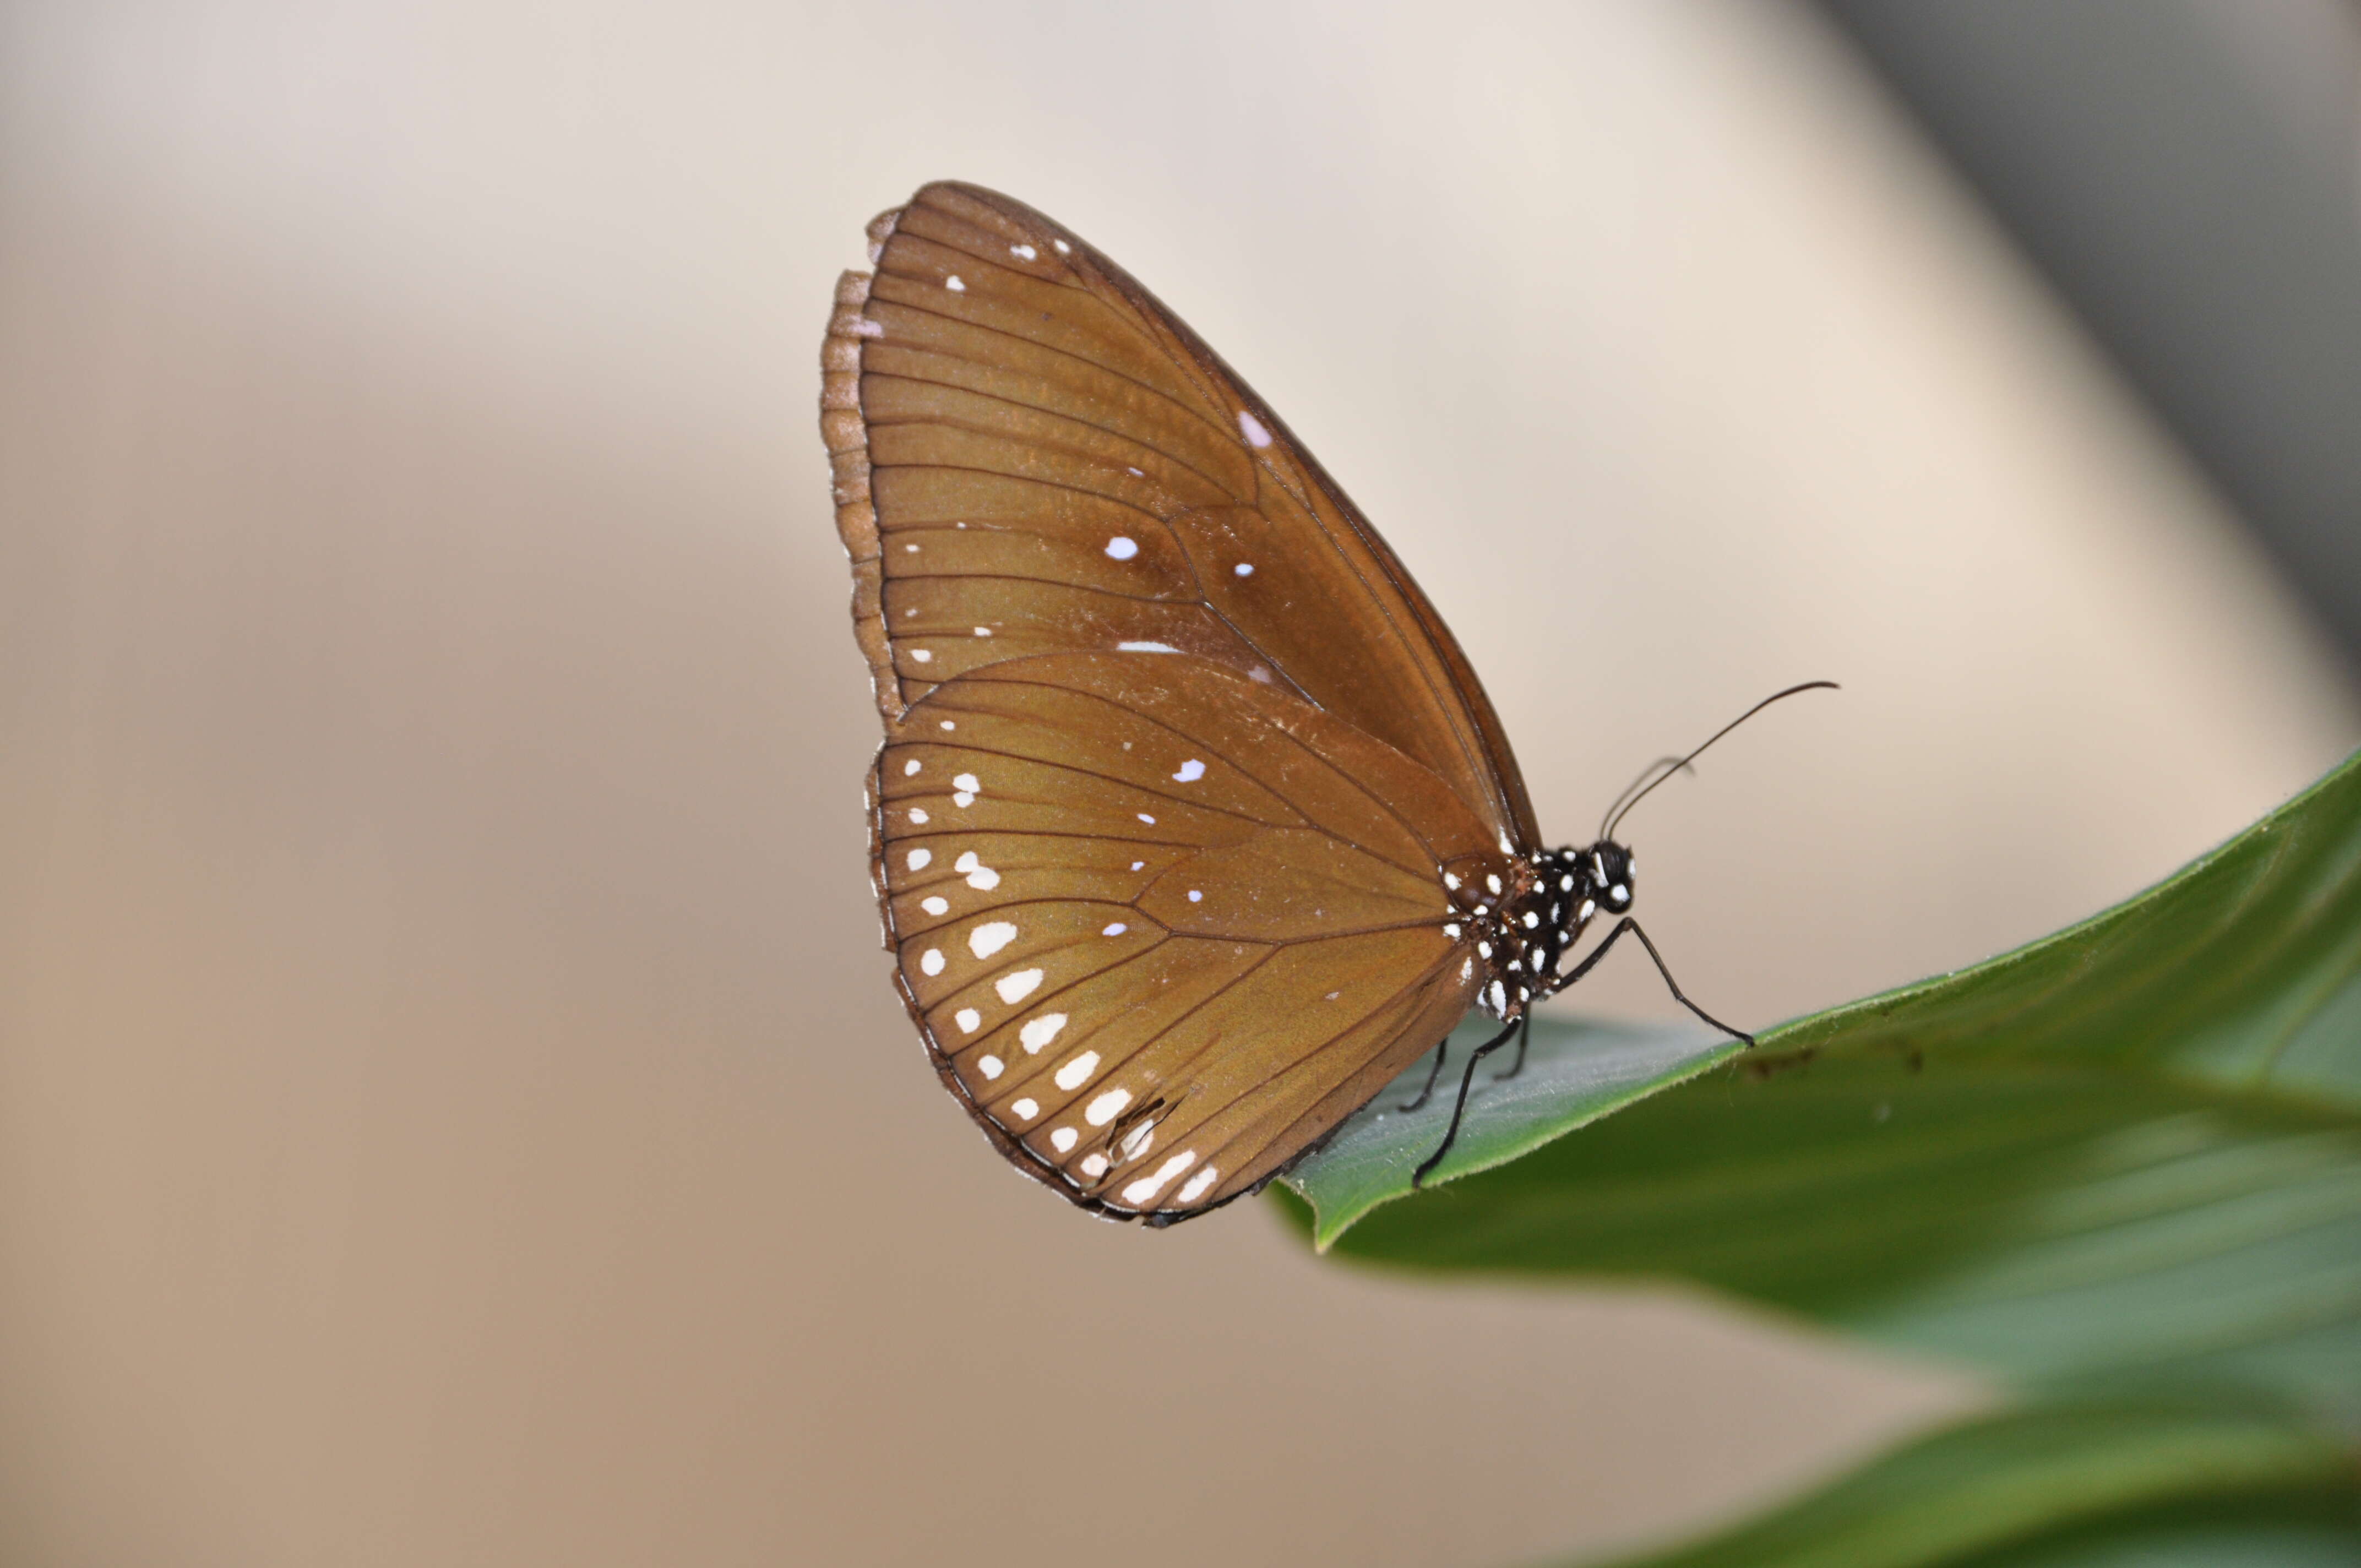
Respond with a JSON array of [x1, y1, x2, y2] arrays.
[[872, 654, 1492, 1218]]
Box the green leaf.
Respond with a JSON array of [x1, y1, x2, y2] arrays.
[[1574, 1402, 2358, 1568], [1279, 751, 2361, 1417], [1274, 1014, 1743, 1249]]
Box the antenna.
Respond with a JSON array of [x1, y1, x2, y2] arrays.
[[1595, 755, 1694, 842], [1600, 681, 1838, 842]]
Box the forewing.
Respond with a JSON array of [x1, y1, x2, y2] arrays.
[[822, 179, 1538, 848], [874, 654, 1492, 1218]]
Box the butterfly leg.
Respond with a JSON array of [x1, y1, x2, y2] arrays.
[[1399, 1039, 1449, 1111], [1558, 917, 1756, 1047], [1411, 1019, 1521, 1189], [1491, 1013, 1533, 1081]]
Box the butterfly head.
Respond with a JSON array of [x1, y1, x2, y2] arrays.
[[1585, 841, 1636, 916]]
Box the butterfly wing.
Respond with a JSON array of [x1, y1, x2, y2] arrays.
[[822, 180, 1538, 849], [874, 652, 1490, 1218], [822, 182, 1529, 1218]]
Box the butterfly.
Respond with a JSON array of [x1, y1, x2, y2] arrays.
[[820, 182, 1818, 1224]]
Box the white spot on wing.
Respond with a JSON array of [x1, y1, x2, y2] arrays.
[[920, 948, 944, 976], [1050, 1126, 1078, 1153], [906, 847, 931, 871], [1085, 1087, 1131, 1125], [907, 808, 929, 825], [1176, 1166, 1219, 1204], [1105, 535, 1139, 560], [903, 759, 921, 776], [1172, 758, 1205, 782], [969, 922, 1018, 959], [1116, 640, 1179, 654], [1080, 1152, 1109, 1178], [1010, 243, 1036, 260], [1136, 813, 1156, 825], [1101, 922, 1127, 937], [1054, 1051, 1100, 1091], [1011, 1097, 1039, 1120], [953, 773, 980, 793], [1234, 562, 1254, 576], [955, 1007, 981, 1033], [944, 274, 965, 292], [910, 649, 932, 663], [1052, 238, 1071, 254], [995, 968, 1044, 1004], [1123, 1150, 1199, 1205], [920, 896, 949, 916], [1237, 410, 1273, 448], [978, 1054, 1003, 1080], [1019, 1013, 1067, 1053]]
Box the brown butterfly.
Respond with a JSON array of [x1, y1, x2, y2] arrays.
[[820, 181, 1811, 1224]]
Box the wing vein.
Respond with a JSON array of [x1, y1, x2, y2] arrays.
[[893, 743, 1306, 831], [862, 297, 1243, 459], [860, 380, 1243, 502], [885, 562, 1190, 607], [1180, 946, 1466, 1189], [863, 458, 1187, 530], [931, 674, 1438, 877]]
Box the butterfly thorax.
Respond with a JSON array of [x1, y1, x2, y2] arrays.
[[1450, 840, 1635, 1021]]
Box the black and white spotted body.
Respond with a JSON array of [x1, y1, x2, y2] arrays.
[[1450, 840, 1636, 1022]]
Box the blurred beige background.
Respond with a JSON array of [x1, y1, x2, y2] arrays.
[[2, 3, 2353, 1565]]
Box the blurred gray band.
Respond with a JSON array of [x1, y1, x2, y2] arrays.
[[1823, 0, 2361, 668]]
